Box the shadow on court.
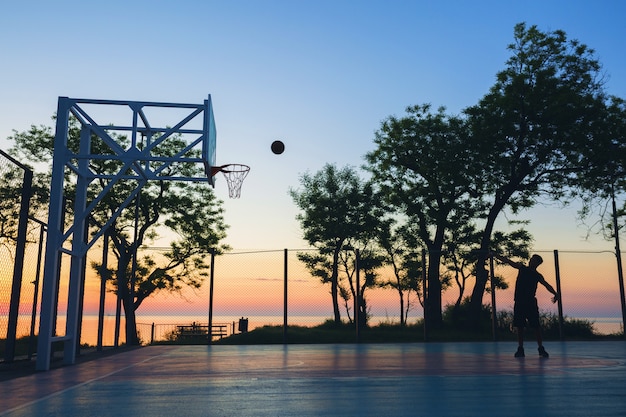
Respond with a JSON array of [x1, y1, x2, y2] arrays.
[[1, 341, 625, 417]]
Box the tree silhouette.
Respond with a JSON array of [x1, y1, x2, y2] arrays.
[[290, 164, 385, 324], [464, 23, 611, 326], [365, 104, 481, 328]]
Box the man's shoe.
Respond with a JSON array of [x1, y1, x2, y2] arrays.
[[514, 346, 525, 358], [538, 346, 549, 358]]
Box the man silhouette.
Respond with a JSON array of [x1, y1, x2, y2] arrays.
[[493, 253, 559, 358]]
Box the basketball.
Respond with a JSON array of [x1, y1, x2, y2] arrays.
[[271, 140, 285, 154]]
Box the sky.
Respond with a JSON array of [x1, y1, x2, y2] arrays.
[[2, 1, 626, 324]]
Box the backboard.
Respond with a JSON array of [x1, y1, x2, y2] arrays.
[[203, 95, 217, 185]]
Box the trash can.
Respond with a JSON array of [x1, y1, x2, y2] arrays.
[[238, 317, 249, 333]]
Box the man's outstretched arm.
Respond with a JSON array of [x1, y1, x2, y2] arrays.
[[539, 276, 560, 303], [492, 253, 524, 269]]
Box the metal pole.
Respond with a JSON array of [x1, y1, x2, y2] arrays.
[[114, 293, 121, 348], [75, 220, 90, 357], [208, 249, 216, 342], [422, 249, 428, 342], [51, 197, 67, 345], [489, 253, 497, 341], [5, 167, 32, 362], [127, 191, 141, 345], [553, 250, 564, 340], [355, 249, 361, 343], [63, 125, 90, 365], [28, 221, 46, 360], [283, 249, 288, 344], [97, 231, 109, 351], [611, 187, 626, 339]]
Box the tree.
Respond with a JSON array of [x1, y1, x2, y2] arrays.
[[0, 165, 28, 252], [442, 222, 531, 310], [376, 219, 423, 326], [464, 23, 611, 326], [0, 153, 49, 251], [440, 219, 483, 311], [94, 180, 227, 344], [9, 119, 228, 344], [290, 164, 385, 324], [330, 243, 385, 327], [365, 104, 482, 328], [575, 97, 626, 239]]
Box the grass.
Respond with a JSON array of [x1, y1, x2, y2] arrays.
[[0, 336, 91, 361], [213, 322, 423, 345], [0, 336, 37, 359], [3, 310, 622, 355], [214, 311, 624, 345], [212, 314, 623, 345]]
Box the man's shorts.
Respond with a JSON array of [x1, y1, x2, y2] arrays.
[[513, 298, 540, 328]]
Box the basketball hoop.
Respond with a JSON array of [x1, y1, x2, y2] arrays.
[[210, 164, 250, 198]]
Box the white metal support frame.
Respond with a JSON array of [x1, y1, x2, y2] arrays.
[[36, 96, 216, 371]]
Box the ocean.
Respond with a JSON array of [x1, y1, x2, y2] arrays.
[[8, 314, 623, 346], [81, 314, 625, 346]]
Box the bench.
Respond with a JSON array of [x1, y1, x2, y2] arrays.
[[176, 324, 228, 341], [211, 324, 228, 338]]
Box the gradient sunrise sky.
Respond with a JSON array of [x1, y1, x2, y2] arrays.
[[1, 1, 625, 324]]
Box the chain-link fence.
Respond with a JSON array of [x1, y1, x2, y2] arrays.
[[490, 250, 624, 335], [4, 243, 626, 357], [0, 149, 45, 361], [127, 247, 625, 343], [127, 248, 421, 343], [205, 249, 423, 326], [2, 148, 625, 360]]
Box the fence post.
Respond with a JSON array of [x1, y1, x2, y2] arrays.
[[610, 187, 626, 340], [97, 231, 109, 351], [283, 248, 288, 344], [208, 249, 215, 342], [28, 221, 46, 360], [422, 249, 428, 342], [5, 166, 32, 363], [355, 249, 361, 343], [553, 250, 564, 340], [489, 253, 497, 341], [75, 220, 90, 357], [114, 295, 121, 348], [151, 323, 155, 344]]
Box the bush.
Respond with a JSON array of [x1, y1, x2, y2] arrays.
[[443, 299, 598, 340], [497, 309, 595, 339], [213, 304, 604, 345], [442, 299, 493, 333]]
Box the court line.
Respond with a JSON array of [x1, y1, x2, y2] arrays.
[[0, 350, 172, 416]]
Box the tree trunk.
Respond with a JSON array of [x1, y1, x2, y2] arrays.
[[425, 251, 442, 328], [331, 278, 341, 324], [115, 251, 141, 345], [358, 293, 368, 328], [398, 289, 405, 326], [123, 298, 141, 345], [424, 223, 446, 329], [331, 249, 341, 324], [468, 193, 509, 328]]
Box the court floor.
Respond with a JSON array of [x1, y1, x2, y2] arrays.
[[1, 341, 625, 416]]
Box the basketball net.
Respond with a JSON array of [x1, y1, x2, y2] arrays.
[[211, 164, 250, 198]]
